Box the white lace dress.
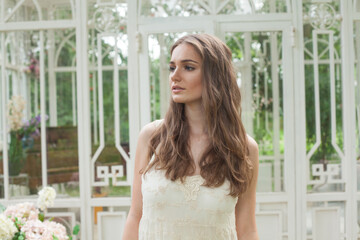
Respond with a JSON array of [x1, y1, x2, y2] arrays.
[[138, 167, 238, 240]]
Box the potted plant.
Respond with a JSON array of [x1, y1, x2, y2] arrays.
[[7, 95, 45, 176]]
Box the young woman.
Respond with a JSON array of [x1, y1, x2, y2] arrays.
[[122, 33, 259, 240]]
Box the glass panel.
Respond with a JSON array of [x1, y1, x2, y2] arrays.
[[140, 0, 207, 17], [0, 29, 79, 198], [225, 31, 285, 192], [219, 0, 288, 15], [4, 0, 73, 22], [306, 201, 345, 239], [3, 31, 44, 197], [52, 4, 74, 20], [140, 0, 289, 17], [88, 3, 130, 198], [48, 30, 79, 197], [303, 0, 345, 193], [4, 0, 39, 21]]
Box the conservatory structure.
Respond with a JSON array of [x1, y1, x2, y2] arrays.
[[0, 0, 359, 239]]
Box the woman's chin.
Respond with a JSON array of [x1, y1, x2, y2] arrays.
[[172, 97, 185, 103]]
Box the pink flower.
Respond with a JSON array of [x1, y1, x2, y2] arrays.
[[21, 219, 45, 240], [21, 220, 69, 240], [43, 221, 69, 240], [4, 202, 39, 227]]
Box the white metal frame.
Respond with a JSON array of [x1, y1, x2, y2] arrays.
[[306, 30, 345, 186], [91, 32, 130, 187]]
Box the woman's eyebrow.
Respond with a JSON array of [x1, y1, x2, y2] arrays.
[[169, 59, 199, 64]]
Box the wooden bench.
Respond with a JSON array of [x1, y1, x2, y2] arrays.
[[1, 126, 128, 194]]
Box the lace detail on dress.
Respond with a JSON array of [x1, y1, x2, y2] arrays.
[[176, 176, 204, 201], [140, 168, 238, 240]]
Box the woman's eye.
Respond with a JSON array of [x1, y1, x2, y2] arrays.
[[169, 66, 176, 72], [185, 66, 194, 71]]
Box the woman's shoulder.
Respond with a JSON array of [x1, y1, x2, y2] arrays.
[[138, 119, 164, 142], [246, 134, 258, 148], [246, 134, 259, 157]]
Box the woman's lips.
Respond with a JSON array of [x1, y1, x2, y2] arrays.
[[172, 86, 184, 93]]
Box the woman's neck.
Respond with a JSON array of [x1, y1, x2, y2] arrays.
[[185, 103, 207, 137]]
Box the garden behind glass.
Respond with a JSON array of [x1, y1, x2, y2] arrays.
[[0, 0, 360, 239]]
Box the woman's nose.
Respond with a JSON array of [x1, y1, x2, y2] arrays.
[[170, 68, 181, 82]]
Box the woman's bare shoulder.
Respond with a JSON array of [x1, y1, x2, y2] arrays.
[[135, 120, 164, 168], [138, 119, 164, 143], [246, 134, 259, 160]]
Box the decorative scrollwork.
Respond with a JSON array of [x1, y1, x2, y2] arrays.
[[93, 7, 126, 33], [312, 163, 340, 184], [95, 165, 124, 186], [304, 3, 337, 30]]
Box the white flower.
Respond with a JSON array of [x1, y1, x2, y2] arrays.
[[7, 95, 26, 131], [37, 187, 56, 211], [0, 214, 18, 240]]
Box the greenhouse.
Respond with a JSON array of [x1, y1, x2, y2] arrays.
[[0, 0, 359, 239]]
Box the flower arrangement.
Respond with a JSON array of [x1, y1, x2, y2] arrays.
[[8, 95, 45, 139], [5, 95, 47, 176], [0, 187, 79, 240]]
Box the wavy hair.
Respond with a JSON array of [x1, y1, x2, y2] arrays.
[[143, 33, 253, 197]]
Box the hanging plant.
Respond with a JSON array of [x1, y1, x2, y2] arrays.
[[24, 52, 40, 79]]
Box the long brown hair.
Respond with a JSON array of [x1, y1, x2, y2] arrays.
[[143, 33, 253, 197]]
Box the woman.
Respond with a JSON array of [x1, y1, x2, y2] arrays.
[[123, 33, 259, 240]]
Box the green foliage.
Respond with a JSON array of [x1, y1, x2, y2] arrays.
[[69, 224, 80, 239], [38, 212, 45, 222], [14, 217, 23, 231], [57, 72, 75, 126], [12, 231, 25, 240], [8, 132, 25, 176], [72, 224, 80, 235]]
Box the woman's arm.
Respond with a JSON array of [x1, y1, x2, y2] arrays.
[[122, 122, 158, 240], [235, 135, 259, 240]]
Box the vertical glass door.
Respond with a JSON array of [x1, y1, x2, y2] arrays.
[[219, 22, 295, 240]]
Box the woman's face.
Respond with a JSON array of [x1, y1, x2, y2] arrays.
[[169, 43, 203, 106]]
